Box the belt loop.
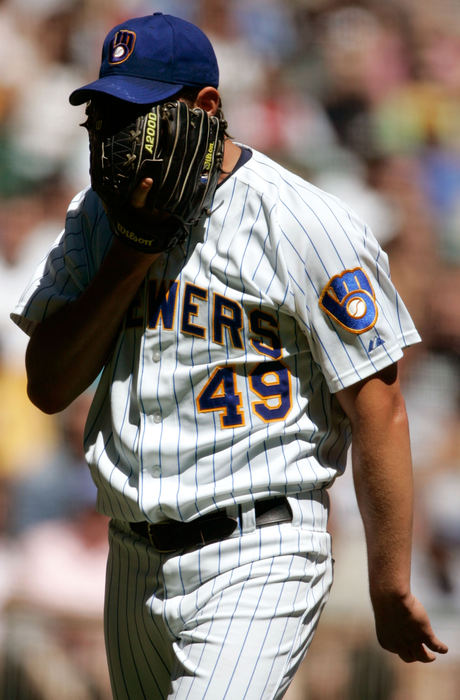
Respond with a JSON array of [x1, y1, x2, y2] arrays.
[[238, 501, 257, 534]]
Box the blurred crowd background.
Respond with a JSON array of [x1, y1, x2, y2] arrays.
[[1, 0, 459, 698]]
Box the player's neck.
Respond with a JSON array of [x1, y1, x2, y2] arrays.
[[219, 140, 242, 184]]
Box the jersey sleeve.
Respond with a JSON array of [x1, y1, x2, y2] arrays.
[[10, 188, 112, 337], [280, 181, 421, 393]]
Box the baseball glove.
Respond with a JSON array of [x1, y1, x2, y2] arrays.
[[84, 99, 226, 253]]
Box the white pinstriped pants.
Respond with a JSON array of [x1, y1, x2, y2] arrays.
[[105, 503, 333, 699]]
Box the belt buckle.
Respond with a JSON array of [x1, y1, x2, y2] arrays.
[[146, 522, 177, 553], [197, 514, 238, 546], [144, 513, 238, 553]]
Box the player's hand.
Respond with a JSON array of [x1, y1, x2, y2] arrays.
[[372, 592, 448, 663], [131, 176, 153, 208], [130, 177, 173, 223], [111, 176, 175, 255]]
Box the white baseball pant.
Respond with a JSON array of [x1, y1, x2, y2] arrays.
[[104, 502, 333, 699]]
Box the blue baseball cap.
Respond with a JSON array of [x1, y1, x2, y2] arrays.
[[69, 12, 219, 105]]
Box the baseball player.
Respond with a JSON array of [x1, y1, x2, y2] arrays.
[[12, 12, 447, 700]]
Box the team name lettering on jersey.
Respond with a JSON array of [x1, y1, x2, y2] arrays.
[[129, 279, 281, 356], [125, 277, 292, 427], [319, 267, 378, 334], [148, 280, 179, 329]]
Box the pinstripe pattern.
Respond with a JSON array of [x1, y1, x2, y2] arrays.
[[11, 145, 420, 697], [106, 515, 332, 700], [12, 157, 420, 527]]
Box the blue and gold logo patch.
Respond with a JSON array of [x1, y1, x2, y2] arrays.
[[319, 267, 378, 334], [109, 30, 136, 64]]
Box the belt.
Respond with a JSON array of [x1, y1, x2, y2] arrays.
[[129, 496, 292, 553]]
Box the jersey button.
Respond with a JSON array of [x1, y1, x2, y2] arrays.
[[153, 412, 162, 423], [152, 351, 161, 362], [152, 465, 161, 477]]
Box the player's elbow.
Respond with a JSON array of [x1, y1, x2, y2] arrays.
[[27, 377, 71, 415], [25, 349, 71, 415], [389, 391, 409, 426]]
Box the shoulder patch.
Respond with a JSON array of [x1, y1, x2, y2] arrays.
[[319, 267, 378, 334]]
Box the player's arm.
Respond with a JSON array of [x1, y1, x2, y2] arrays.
[[336, 363, 448, 663], [26, 181, 158, 415]]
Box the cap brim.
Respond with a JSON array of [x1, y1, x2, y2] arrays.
[[69, 75, 184, 106]]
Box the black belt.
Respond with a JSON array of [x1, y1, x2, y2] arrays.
[[129, 496, 292, 553]]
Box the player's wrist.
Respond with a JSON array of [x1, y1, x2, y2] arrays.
[[109, 234, 162, 267], [370, 584, 413, 612], [107, 203, 186, 254]]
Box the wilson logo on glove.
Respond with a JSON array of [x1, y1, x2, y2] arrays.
[[203, 142, 215, 171], [114, 221, 155, 248]]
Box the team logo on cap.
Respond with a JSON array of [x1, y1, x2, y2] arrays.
[[109, 30, 136, 64], [319, 267, 378, 333]]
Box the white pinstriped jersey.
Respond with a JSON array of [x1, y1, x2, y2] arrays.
[[12, 147, 420, 524]]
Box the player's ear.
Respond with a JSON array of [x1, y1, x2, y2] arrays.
[[195, 87, 220, 116]]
